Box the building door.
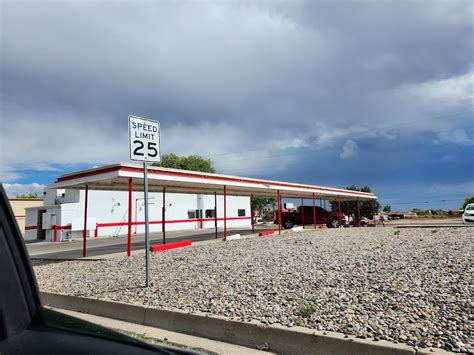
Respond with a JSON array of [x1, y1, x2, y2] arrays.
[[37, 209, 46, 240]]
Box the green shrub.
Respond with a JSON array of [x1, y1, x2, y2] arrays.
[[298, 304, 316, 318]]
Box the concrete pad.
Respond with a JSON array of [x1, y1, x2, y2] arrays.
[[292, 226, 304, 232]]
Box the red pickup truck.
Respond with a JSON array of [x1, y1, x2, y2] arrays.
[[275, 206, 348, 229]]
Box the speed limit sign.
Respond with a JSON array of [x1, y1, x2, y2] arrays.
[[128, 115, 161, 163], [128, 114, 161, 287]]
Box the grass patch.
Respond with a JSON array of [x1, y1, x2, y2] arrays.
[[416, 334, 429, 346], [342, 321, 353, 332], [298, 304, 316, 318], [394, 230, 400, 236], [431, 229, 439, 233]]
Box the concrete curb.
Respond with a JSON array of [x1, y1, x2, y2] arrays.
[[394, 225, 472, 229], [41, 292, 419, 355], [225, 234, 241, 241]]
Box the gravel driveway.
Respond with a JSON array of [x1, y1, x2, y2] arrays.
[[34, 227, 473, 353]]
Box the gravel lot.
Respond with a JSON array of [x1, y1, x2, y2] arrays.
[[34, 227, 473, 353]]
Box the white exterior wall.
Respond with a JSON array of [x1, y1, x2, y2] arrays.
[[25, 188, 251, 241], [24, 209, 38, 241]]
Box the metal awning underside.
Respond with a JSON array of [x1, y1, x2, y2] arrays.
[[48, 163, 377, 201]]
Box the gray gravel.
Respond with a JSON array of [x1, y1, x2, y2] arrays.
[[34, 227, 473, 353]]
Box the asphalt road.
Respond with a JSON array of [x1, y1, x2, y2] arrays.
[[27, 225, 273, 260]]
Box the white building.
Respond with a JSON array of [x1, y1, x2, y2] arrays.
[[25, 188, 250, 241]]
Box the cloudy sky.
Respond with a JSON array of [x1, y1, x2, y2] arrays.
[[1, 0, 473, 209]]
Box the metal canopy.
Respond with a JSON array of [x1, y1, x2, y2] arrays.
[[48, 163, 377, 201]]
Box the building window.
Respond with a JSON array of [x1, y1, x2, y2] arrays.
[[188, 210, 203, 218], [237, 209, 246, 217], [205, 209, 215, 218]]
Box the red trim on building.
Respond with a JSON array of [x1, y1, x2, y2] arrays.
[[55, 165, 375, 198], [93, 216, 250, 236]]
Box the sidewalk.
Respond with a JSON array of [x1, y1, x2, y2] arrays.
[[50, 307, 273, 355]]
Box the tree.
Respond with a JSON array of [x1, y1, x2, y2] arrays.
[[383, 205, 391, 212], [153, 153, 215, 173], [251, 197, 277, 213], [15, 193, 39, 199], [462, 196, 474, 210], [330, 185, 381, 218]]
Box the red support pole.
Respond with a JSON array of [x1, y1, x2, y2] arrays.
[[82, 185, 89, 258], [277, 190, 282, 235], [223, 185, 227, 241], [357, 197, 361, 227], [94, 223, 98, 238], [372, 199, 376, 225], [162, 188, 166, 245], [250, 193, 255, 233], [300, 197, 305, 228], [127, 178, 132, 257], [346, 199, 350, 227], [53, 224, 58, 243], [134, 198, 138, 235], [312, 193, 316, 229], [338, 195, 342, 227], [214, 192, 218, 238]]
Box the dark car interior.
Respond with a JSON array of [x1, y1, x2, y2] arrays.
[[0, 185, 194, 354]]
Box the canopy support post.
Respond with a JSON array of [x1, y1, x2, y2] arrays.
[[357, 197, 361, 228], [300, 197, 305, 228], [312, 193, 316, 229], [277, 190, 282, 235], [224, 185, 227, 241], [250, 193, 254, 233], [214, 192, 218, 238], [162, 188, 166, 245], [82, 185, 89, 258], [338, 195, 342, 227], [346, 199, 350, 227], [127, 178, 132, 256]]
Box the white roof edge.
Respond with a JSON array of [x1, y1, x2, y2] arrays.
[[50, 162, 378, 199]]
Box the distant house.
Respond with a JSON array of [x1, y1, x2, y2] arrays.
[[8, 198, 44, 235]]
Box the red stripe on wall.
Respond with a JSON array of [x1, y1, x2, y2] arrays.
[[25, 225, 71, 231], [96, 216, 251, 229]]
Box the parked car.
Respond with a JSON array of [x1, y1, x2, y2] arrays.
[[360, 217, 370, 227], [462, 203, 474, 224], [275, 206, 348, 229]]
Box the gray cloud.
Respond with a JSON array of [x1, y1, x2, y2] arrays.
[[1, 0, 473, 180]]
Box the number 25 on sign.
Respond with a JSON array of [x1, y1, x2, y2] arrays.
[[128, 115, 161, 163]]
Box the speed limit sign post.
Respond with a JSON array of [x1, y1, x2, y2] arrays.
[[128, 115, 161, 288]]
